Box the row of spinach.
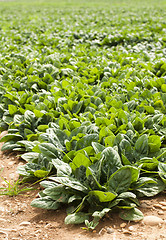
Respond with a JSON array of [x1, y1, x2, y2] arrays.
[[0, 3, 166, 228]]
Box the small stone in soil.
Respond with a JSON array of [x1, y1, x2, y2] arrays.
[[158, 210, 164, 215], [19, 221, 31, 226], [140, 203, 151, 209], [0, 218, 7, 222], [128, 226, 134, 231], [142, 216, 164, 226], [159, 201, 166, 206], [123, 229, 132, 235], [8, 161, 15, 166], [106, 227, 114, 234], [153, 204, 162, 209], [161, 206, 166, 211], [120, 223, 127, 228]]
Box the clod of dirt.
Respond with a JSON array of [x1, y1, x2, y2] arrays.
[[0, 218, 7, 222], [140, 202, 151, 209], [159, 202, 166, 206], [106, 227, 114, 234], [19, 221, 31, 226], [142, 216, 164, 226], [128, 226, 134, 231], [122, 229, 132, 235], [120, 222, 127, 228], [158, 210, 164, 215], [154, 204, 162, 209], [161, 206, 166, 211]]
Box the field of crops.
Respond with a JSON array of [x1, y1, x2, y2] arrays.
[[0, 0, 166, 229]]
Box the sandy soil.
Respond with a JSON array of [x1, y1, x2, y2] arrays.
[[0, 142, 166, 240]]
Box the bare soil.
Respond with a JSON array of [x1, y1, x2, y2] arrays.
[[0, 142, 166, 240]]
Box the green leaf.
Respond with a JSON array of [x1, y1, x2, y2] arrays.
[[148, 135, 161, 153], [1, 141, 22, 151], [21, 152, 39, 162], [76, 134, 99, 150], [135, 135, 148, 155], [65, 212, 89, 225], [135, 179, 165, 197], [131, 177, 157, 189], [40, 180, 58, 189], [34, 170, 49, 178], [101, 147, 122, 178], [136, 157, 158, 170], [0, 134, 23, 143], [92, 208, 111, 219], [8, 105, 18, 115], [108, 166, 132, 194], [158, 162, 166, 184], [52, 158, 72, 176], [37, 125, 49, 132], [118, 192, 136, 199], [39, 143, 59, 159], [31, 197, 60, 210], [43, 186, 68, 202], [49, 176, 88, 193], [119, 208, 144, 221], [70, 153, 91, 172], [89, 191, 117, 202], [24, 110, 35, 126], [92, 142, 105, 154], [3, 115, 13, 124]]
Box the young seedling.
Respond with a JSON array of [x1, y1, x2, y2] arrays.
[[0, 169, 37, 196]]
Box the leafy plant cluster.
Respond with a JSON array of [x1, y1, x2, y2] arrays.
[[0, 0, 166, 228]]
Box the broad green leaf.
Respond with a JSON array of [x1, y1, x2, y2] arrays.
[[19, 140, 39, 152], [21, 152, 39, 162], [76, 134, 99, 150], [135, 135, 148, 155], [135, 179, 165, 197], [101, 147, 122, 179], [68, 195, 82, 203], [108, 167, 132, 194], [0, 134, 23, 143], [86, 164, 105, 190], [92, 142, 105, 154], [119, 139, 134, 163], [52, 158, 72, 176], [24, 110, 35, 126], [148, 135, 161, 153], [8, 105, 18, 115], [37, 125, 49, 132], [158, 162, 166, 184], [34, 170, 49, 178], [43, 186, 68, 202], [119, 208, 144, 221], [65, 212, 89, 225], [118, 192, 137, 199], [31, 197, 60, 210], [131, 177, 157, 189], [70, 153, 91, 172], [92, 208, 111, 219], [136, 157, 158, 170], [1, 141, 22, 151], [40, 180, 58, 189], [89, 191, 117, 202], [49, 176, 88, 193], [39, 143, 59, 159], [2, 116, 13, 124], [132, 117, 144, 131]]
